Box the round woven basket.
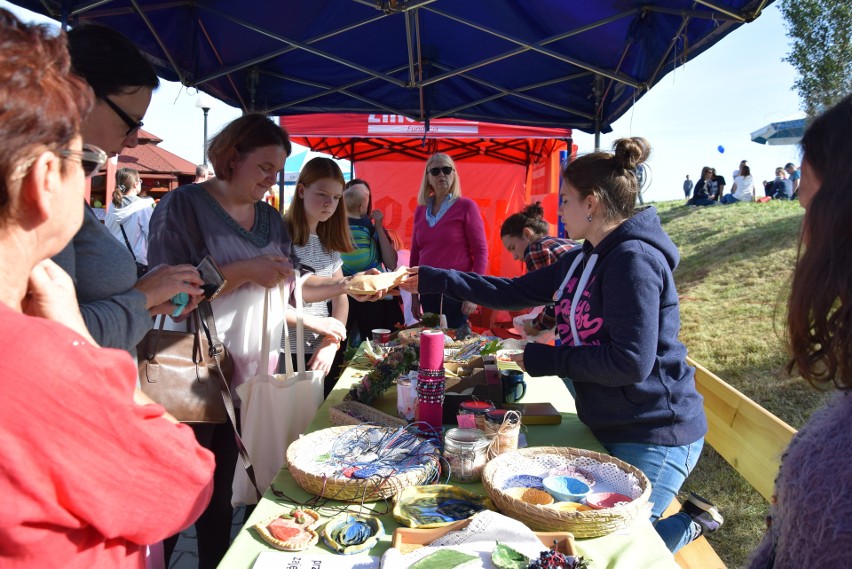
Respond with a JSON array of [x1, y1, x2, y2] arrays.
[[329, 400, 407, 429], [481, 446, 651, 538], [287, 425, 440, 503]]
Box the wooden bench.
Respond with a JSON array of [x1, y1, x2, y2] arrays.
[[667, 357, 797, 568]]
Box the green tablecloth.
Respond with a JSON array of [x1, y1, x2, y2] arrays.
[[219, 360, 679, 569]]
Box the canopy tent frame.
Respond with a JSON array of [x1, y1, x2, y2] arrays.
[[20, 0, 775, 141]]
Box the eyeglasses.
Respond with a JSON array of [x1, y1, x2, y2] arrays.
[[428, 166, 454, 176], [58, 144, 108, 177], [101, 95, 144, 136]]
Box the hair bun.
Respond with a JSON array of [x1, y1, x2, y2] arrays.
[[522, 202, 545, 219], [612, 137, 651, 171]]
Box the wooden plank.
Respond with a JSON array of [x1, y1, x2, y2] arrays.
[[687, 357, 797, 501], [662, 500, 727, 569]]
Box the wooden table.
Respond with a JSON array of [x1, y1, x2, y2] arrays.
[[219, 359, 679, 569]]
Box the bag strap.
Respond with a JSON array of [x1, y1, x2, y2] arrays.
[[280, 274, 309, 375], [197, 300, 262, 501], [118, 224, 138, 262]]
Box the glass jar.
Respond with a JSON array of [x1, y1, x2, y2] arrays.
[[458, 400, 495, 431], [443, 428, 489, 483], [483, 409, 521, 458]]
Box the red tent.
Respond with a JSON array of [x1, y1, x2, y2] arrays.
[[282, 114, 573, 278]]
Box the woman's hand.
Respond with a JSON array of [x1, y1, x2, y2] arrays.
[[461, 301, 478, 315], [308, 340, 339, 373], [23, 259, 97, 345], [302, 315, 347, 343], [243, 254, 293, 288], [411, 295, 422, 320], [399, 266, 419, 293], [135, 264, 204, 314], [510, 352, 527, 372], [370, 209, 384, 228]]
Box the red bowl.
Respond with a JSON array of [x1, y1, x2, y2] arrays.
[[585, 492, 633, 509]]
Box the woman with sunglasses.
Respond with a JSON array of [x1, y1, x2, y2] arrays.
[[52, 24, 205, 354], [410, 153, 487, 331], [0, 11, 214, 568]]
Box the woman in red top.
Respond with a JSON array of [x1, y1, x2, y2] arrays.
[[410, 153, 488, 330], [0, 11, 214, 569]]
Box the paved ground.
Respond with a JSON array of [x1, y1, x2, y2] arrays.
[[169, 506, 246, 569]]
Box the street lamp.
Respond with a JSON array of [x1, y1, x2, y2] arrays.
[[195, 93, 215, 165]]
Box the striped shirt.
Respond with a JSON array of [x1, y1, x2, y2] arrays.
[[283, 234, 342, 354]]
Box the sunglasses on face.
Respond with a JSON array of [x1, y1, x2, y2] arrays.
[[58, 144, 108, 177], [101, 95, 144, 136], [428, 166, 454, 176]]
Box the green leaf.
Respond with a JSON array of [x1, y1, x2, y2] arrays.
[[480, 339, 503, 356], [491, 542, 530, 569], [408, 549, 478, 569]]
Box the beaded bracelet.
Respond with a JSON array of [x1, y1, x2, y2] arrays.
[[418, 368, 446, 378]]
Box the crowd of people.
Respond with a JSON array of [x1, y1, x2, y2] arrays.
[[1, 7, 850, 568], [684, 159, 800, 206]]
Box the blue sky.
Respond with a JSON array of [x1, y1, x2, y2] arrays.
[[3, 1, 802, 202]]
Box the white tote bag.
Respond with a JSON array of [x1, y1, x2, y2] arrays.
[[232, 274, 325, 505]]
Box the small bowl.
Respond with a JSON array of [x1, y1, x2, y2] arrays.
[[502, 474, 544, 490], [542, 475, 591, 503], [585, 492, 633, 509], [548, 466, 596, 487], [549, 501, 593, 513], [504, 487, 554, 506]]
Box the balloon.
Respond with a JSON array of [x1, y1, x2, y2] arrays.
[[717, 145, 725, 154]]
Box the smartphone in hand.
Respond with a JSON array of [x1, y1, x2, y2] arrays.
[[196, 255, 227, 301]]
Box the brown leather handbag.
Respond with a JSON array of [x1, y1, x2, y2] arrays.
[[137, 301, 234, 424]]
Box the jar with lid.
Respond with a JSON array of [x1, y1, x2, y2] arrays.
[[458, 400, 495, 431], [443, 428, 489, 483]]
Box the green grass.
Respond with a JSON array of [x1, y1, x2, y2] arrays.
[[652, 199, 827, 567]]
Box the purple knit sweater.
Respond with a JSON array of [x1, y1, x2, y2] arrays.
[[410, 197, 488, 274], [747, 391, 852, 567]]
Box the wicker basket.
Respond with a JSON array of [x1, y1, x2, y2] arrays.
[[287, 425, 440, 503], [329, 400, 407, 429], [481, 446, 651, 538]]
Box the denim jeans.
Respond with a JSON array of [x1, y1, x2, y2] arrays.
[[604, 438, 704, 553]]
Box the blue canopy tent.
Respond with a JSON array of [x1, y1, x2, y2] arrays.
[[750, 118, 806, 146], [7, 0, 774, 140]]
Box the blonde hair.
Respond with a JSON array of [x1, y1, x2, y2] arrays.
[[417, 153, 462, 206], [285, 157, 353, 252]]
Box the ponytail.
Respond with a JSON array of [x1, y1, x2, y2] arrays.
[[113, 167, 139, 208]]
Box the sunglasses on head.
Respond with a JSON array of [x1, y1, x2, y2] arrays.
[[428, 166, 454, 176], [100, 95, 144, 136], [58, 144, 108, 177]]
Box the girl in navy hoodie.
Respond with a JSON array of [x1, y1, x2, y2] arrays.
[[402, 138, 716, 552]]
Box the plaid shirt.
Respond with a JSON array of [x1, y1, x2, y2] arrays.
[[524, 236, 579, 330]]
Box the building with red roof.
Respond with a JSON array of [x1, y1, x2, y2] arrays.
[[88, 130, 198, 209]]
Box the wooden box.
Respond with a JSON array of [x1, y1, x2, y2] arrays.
[[391, 518, 576, 556]]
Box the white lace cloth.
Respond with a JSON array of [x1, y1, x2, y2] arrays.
[[381, 510, 546, 569]]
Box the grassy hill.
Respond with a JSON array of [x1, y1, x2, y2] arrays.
[[654, 199, 826, 566]]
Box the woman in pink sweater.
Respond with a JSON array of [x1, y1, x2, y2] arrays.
[[410, 153, 488, 330]]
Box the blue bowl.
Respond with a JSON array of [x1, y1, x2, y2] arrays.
[[542, 475, 591, 503], [502, 474, 544, 490]]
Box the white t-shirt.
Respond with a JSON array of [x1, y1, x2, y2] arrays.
[[733, 175, 755, 201]]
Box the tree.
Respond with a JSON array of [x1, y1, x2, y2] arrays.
[[780, 0, 852, 117]]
